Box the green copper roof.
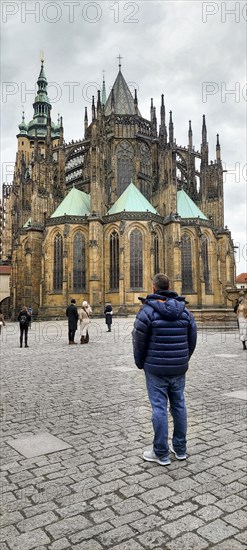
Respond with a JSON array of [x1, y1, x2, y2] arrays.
[[24, 61, 60, 139], [23, 217, 32, 228], [177, 189, 207, 219], [50, 187, 91, 218], [38, 61, 47, 84], [18, 112, 28, 134], [34, 92, 51, 104], [105, 69, 141, 116], [107, 182, 157, 215]]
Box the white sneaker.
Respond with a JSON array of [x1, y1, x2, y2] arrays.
[[170, 443, 187, 460], [143, 450, 171, 466]]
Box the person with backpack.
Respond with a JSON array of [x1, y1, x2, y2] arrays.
[[18, 306, 31, 348]]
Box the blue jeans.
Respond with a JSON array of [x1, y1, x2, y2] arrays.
[[145, 371, 187, 458]]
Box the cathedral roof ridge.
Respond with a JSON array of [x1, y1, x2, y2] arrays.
[[104, 68, 141, 116], [177, 189, 207, 220], [50, 186, 91, 218], [107, 182, 158, 215]]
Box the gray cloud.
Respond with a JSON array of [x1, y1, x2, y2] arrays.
[[1, 0, 246, 272]]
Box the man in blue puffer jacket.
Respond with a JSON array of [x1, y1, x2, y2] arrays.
[[132, 273, 197, 466]]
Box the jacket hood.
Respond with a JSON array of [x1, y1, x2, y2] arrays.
[[144, 291, 186, 320]]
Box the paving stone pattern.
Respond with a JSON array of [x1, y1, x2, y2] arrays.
[[0, 319, 246, 549]]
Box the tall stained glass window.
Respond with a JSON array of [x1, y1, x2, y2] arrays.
[[117, 141, 134, 195], [181, 234, 193, 293], [130, 229, 143, 288], [154, 234, 159, 274], [109, 231, 119, 290], [53, 233, 63, 291], [73, 232, 86, 291], [201, 236, 211, 293]]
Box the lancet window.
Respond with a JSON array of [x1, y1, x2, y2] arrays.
[[130, 229, 143, 288], [109, 231, 119, 290], [53, 233, 63, 291], [181, 234, 193, 293], [117, 141, 134, 195], [201, 236, 211, 293], [154, 234, 160, 274], [140, 143, 151, 176], [73, 232, 86, 291]]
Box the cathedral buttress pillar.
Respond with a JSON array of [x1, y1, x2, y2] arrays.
[[171, 222, 182, 295], [118, 257, 124, 306], [88, 219, 103, 309]]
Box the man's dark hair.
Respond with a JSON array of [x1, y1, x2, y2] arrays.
[[153, 273, 170, 291], [71, 299, 76, 304]]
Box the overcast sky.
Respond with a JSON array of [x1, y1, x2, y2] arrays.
[[1, 0, 246, 274]]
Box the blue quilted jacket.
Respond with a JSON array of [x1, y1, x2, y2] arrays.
[[132, 290, 197, 376]]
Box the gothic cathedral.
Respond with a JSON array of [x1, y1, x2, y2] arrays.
[[1, 60, 235, 318]]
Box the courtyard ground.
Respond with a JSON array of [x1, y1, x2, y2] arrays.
[[0, 318, 246, 549]]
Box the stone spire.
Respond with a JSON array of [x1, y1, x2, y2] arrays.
[[216, 133, 221, 163], [153, 107, 157, 137], [134, 89, 138, 115], [169, 111, 174, 144], [92, 96, 96, 120], [202, 114, 207, 144], [84, 106, 88, 135], [188, 120, 193, 150], [102, 71, 106, 107], [150, 98, 154, 121], [97, 89, 101, 114], [150, 99, 157, 137], [159, 94, 167, 144], [201, 114, 208, 164], [59, 115, 63, 145]]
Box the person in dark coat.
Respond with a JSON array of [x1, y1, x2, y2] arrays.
[[104, 302, 113, 332], [27, 305, 33, 328], [132, 273, 197, 466], [18, 306, 31, 348], [66, 299, 79, 344]]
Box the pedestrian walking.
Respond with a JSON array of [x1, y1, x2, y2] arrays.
[[0, 311, 6, 336], [18, 306, 31, 348], [237, 297, 247, 350], [79, 301, 92, 344], [104, 302, 113, 332], [66, 299, 79, 345], [132, 273, 197, 466]]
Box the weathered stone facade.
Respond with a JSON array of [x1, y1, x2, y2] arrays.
[[1, 60, 236, 318]]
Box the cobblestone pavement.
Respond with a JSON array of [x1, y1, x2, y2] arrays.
[[1, 318, 246, 550]]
